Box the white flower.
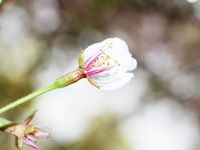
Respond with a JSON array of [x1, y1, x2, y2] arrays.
[[79, 37, 137, 90]]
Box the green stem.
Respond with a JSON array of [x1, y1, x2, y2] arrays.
[[0, 83, 57, 115], [0, 0, 5, 5], [0, 68, 84, 115], [0, 117, 12, 129]]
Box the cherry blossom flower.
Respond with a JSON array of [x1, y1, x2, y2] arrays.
[[3, 110, 50, 150], [79, 37, 137, 90]]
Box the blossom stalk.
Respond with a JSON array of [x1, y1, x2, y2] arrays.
[[0, 68, 85, 115]]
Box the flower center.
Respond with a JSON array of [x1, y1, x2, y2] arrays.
[[84, 42, 120, 76]]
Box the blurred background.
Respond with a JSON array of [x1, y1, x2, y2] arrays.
[[0, 0, 200, 150]]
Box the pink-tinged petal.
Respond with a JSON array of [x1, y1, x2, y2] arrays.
[[85, 67, 112, 76], [23, 138, 40, 150]]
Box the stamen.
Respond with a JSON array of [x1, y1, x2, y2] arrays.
[[85, 67, 113, 76], [23, 138, 39, 150], [84, 43, 112, 70]]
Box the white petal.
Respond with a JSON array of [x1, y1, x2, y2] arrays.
[[83, 41, 102, 61], [99, 73, 134, 91], [128, 57, 137, 71], [105, 38, 134, 70], [92, 70, 124, 85], [83, 37, 130, 69], [105, 37, 129, 53]]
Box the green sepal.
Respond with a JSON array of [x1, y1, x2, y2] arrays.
[[0, 117, 13, 129], [87, 77, 101, 89], [78, 50, 85, 68], [25, 110, 37, 124]]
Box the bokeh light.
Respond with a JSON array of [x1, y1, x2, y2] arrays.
[[0, 0, 200, 150]]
